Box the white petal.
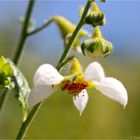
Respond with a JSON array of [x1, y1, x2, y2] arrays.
[[73, 89, 89, 115], [84, 62, 105, 82], [95, 77, 128, 107], [28, 85, 54, 108], [33, 64, 64, 86]]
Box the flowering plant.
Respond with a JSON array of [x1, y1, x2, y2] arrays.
[[0, 0, 128, 139]]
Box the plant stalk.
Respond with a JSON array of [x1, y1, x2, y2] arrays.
[[16, 102, 42, 139], [27, 17, 54, 36], [13, 0, 35, 65]]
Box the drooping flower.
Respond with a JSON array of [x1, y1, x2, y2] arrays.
[[28, 58, 128, 115]]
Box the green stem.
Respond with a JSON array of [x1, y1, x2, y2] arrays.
[[16, 102, 42, 140], [57, 0, 91, 66], [15, 1, 91, 139], [27, 17, 54, 36], [13, 0, 35, 65]]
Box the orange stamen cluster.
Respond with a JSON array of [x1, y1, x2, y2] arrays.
[[62, 80, 88, 95]]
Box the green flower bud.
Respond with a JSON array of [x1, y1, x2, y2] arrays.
[[85, 2, 106, 27], [81, 27, 112, 58], [53, 16, 90, 51], [0, 56, 13, 88], [53, 16, 89, 39]]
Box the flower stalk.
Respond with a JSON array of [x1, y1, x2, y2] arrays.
[[27, 17, 54, 36], [13, 0, 35, 65]]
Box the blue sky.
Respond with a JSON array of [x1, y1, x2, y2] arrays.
[[0, 1, 140, 62]]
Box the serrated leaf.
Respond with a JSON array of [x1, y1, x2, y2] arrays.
[[10, 61, 30, 121]]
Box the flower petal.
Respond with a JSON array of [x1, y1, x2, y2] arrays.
[[33, 64, 64, 86], [95, 77, 128, 107], [28, 85, 54, 108], [84, 62, 105, 82], [73, 89, 88, 115]]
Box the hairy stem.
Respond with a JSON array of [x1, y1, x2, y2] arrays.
[[15, 1, 92, 139]]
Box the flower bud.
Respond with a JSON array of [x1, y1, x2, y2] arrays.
[[53, 16, 90, 51], [81, 27, 112, 58], [53, 16, 89, 39], [85, 2, 106, 27]]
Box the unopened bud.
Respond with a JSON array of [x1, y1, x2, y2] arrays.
[[85, 2, 106, 27], [53, 16, 89, 39], [81, 27, 112, 58]]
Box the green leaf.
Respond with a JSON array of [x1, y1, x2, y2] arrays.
[[10, 61, 30, 121], [0, 56, 13, 87]]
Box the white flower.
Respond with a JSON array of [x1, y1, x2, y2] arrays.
[[28, 61, 128, 115]]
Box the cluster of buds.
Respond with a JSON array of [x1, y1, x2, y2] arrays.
[[51, 2, 112, 58], [79, 1, 112, 58]]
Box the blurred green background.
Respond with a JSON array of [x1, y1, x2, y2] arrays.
[[0, 0, 140, 139]]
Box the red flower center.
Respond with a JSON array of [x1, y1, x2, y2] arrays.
[[61, 80, 88, 95]]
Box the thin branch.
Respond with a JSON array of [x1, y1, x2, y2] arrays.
[[27, 17, 54, 36], [13, 0, 35, 65]]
